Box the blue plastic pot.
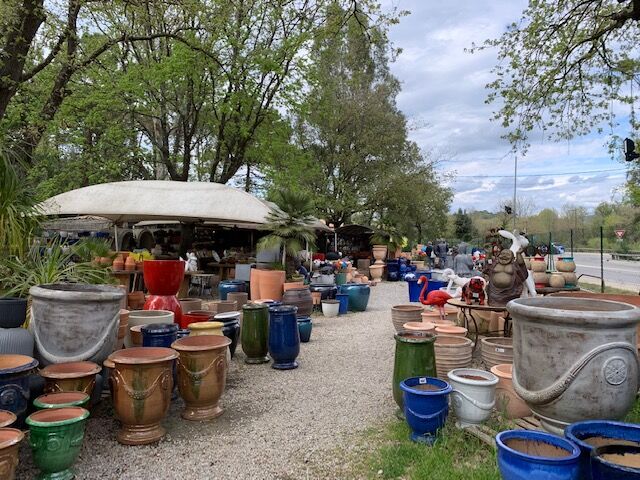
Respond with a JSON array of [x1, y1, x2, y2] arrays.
[[339, 283, 371, 312], [141, 323, 178, 348], [407, 279, 422, 302], [218, 280, 246, 300], [591, 444, 640, 480], [565, 420, 640, 480], [0, 355, 38, 426], [336, 294, 349, 315], [400, 376, 451, 444], [297, 316, 313, 343], [496, 430, 580, 480], [268, 305, 300, 370]]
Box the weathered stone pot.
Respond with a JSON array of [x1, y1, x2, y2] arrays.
[[480, 337, 513, 369], [108, 347, 177, 445], [447, 368, 497, 428], [491, 364, 531, 419], [26, 407, 89, 480], [0, 427, 23, 480], [0, 355, 38, 426], [532, 271, 549, 287], [241, 303, 269, 364], [531, 257, 546, 272], [39, 361, 101, 395], [29, 284, 124, 366], [33, 391, 90, 410], [556, 256, 576, 273], [507, 297, 640, 434], [171, 335, 231, 421], [392, 331, 436, 416], [126, 310, 174, 348]]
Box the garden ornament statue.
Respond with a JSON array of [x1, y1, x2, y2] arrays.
[[184, 252, 198, 273], [484, 249, 528, 307], [498, 229, 537, 297], [441, 268, 467, 297], [461, 276, 487, 305], [417, 276, 452, 320]]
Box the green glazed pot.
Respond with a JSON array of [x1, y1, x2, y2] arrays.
[[26, 406, 89, 480], [335, 272, 347, 285], [392, 331, 436, 416], [33, 392, 90, 410], [241, 303, 270, 364]]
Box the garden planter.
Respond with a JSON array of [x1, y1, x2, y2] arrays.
[[481, 337, 513, 368], [249, 268, 262, 300], [108, 347, 177, 445], [565, 420, 640, 480], [339, 283, 370, 311], [392, 331, 436, 415], [227, 292, 249, 309], [556, 256, 576, 273], [0, 355, 38, 425], [26, 406, 90, 479], [532, 271, 549, 288], [116, 309, 129, 351], [406, 279, 423, 302], [179, 298, 202, 315], [142, 323, 178, 348], [507, 297, 640, 434], [172, 335, 231, 421], [336, 294, 349, 315], [0, 411, 16, 428], [334, 272, 347, 285], [143, 259, 185, 328], [188, 321, 224, 336], [125, 255, 136, 272], [126, 310, 173, 348], [39, 361, 101, 395], [309, 284, 338, 301], [33, 392, 90, 410], [268, 306, 300, 370], [283, 282, 304, 292], [403, 322, 436, 334], [372, 245, 387, 264], [297, 316, 312, 343], [491, 364, 531, 419], [218, 280, 246, 301], [368, 265, 384, 283], [321, 300, 340, 318], [391, 305, 424, 332], [127, 291, 145, 310], [214, 312, 241, 358], [257, 270, 286, 301], [241, 303, 270, 364], [496, 430, 580, 480], [0, 427, 23, 480], [434, 325, 467, 337], [447, 368, 497, 427], [434, 335, 473, 379], [29, 284, 124, 366], [0, 298, 27, 328], [282, 287, 313, 317], [531, 257, 546, 272], [129, 325, 144, 347], [561, 272, 578, 286], [0, 328, 34, 356], [400, 376, 451, 444], [591, 444, 640, 480], [549, 273, 565, 288]]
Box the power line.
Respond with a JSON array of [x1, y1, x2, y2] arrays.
[[443, 167, 628, 179]]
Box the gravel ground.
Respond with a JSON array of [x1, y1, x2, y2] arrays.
[[17, 281, 411, 480]]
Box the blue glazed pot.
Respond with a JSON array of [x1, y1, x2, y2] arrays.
[[565, 420, 640, 480], [386, 262, 400, 282], [339, 283, 370, 312], [0, 297, 27, 328], [496, 430, 581, 480], [141, 323, 178, 348], [400, 376, 451, 444], [591, 444, 640, 480], [336, 294, 349, 315], [218, 280, 246, 301], [0, 355, 38, 427], [268, 306, 300, 370], [214, 312, 241, 358], [176, 329, 190, 340], [407, 279, 422, 302], [297, 316, 313, 343]]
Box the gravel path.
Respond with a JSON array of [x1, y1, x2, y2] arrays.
[[17, 282, 408, 479]]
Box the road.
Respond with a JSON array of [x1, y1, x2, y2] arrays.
[[572, 252, 640, 291]]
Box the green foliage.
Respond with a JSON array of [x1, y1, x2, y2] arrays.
[[454, 208, 474, 242], [70, 238, 113, 262]]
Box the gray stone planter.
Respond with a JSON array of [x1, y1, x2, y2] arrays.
[[507, 296, 640, 434]]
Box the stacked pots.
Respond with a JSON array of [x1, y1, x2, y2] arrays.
[[392, 331, 436, 416], [557, 256, 578, 287], [434, 325, 467, 337], [143, 259, 185, 327], [0, 297, 33, 356], [369, 264, 384, 283], [434, 335, 473, 380], [447, 368, 497, 428], [490, 364, 531, 419], [530, 256, 548, 288], [549, 272, 566, 288], [403, 322, 436, 334], [339, 283, 371, 312], [480, 337, 513, 369], [391, 305, 424, 332], [0, 355, 38, 426], [241, 303, 270, 364], [268, 306, 300, 370], [372, 245, 387, 264], [282, 287, 313, 317], [116, 309, 129, 351]]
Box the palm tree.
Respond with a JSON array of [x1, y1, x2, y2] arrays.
[[258, 190, 317, 275]]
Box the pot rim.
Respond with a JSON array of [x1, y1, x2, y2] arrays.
[[565, 420, 640, 453], [434, 334, 473, 347], [591, 444, 640, 473], [490, 364, 513, 379], [0, 411, 16, 428], [189, 321, 224, 330], [447, 368, 498, 386], [392, 304, 424, 312], [172, 334, 231, 351], [400, 376, 452, 396], [129, 310, 174, 318], [26, 406, 89, 427], [269, 305, 298, 314], [141, 323, 179, 334], [481, 337, 513, 348], [108, 347, 178, 364], [29, 283, 125, 302], [496, 430, 580, 464], [394, 330, 436, 344], [297, 316, 312, 323], [0, 428, 24, 449], [243, 303, 269, 311], [39, 361, 101, 379], [214, 312, 241, 320], [322, 300, 340, 304], [33, 392, 90, 409], [0, 355, 38, 374], [0, 297, 26, 305]]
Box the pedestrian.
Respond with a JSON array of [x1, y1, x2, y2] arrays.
[[425, 242, 433, 269]]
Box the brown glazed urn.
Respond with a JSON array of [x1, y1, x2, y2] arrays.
[[0, 428, 23, 480], [171, 335, 231, 421], [39, 361, 101, 395], [108, 347, 177, 445]]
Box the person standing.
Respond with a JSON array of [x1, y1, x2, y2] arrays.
[[425, 242, 433, 269], [436, 240, 447, 269]]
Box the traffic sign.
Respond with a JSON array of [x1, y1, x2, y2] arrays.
[[615, 229, 626, 239]]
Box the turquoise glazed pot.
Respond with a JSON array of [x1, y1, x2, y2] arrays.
[[297, 316, 313, 343], [0, 354, 38, 427], [339, 283, 370, 312], [26, 406, 90, 480]]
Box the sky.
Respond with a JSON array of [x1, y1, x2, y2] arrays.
[[381, 0, 630, 213]]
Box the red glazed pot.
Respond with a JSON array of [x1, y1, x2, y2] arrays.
[[143, 260, 185, 296], [180, 312, 212, 330]]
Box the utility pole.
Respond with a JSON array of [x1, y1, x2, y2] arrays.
[[513, 155, 518, 230]]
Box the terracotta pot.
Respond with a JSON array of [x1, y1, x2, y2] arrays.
[[480, 337, 513, 369], [490, 364, 531, 419], [369, 264, 384, 282], [0, 428, 23, 480], [372, 245, 387, 265], [202, 300, 237, 315], [0, 411, 16, 428], [402, 322, 436, 334], [39, 361, 101, 395], [129, 325, 144, 347], [434, 335, 473, 380], [112, 255, 124, 271], [99, 256, 112, 266], [561, 272, 578, 286], [227, 292, 248, 308], [108, 347, 177, 445], [126, 310, 174, 348], [179, 298, 202, 316], [258, 270, 286, 301], [249, 268, 262, 301], [33, 391, 90, 410], [172, 335, 231, 421], [556, 256, 576, 273], [531, 257, 546, 272], [116, 309, 129, 351], [188, 321, 224, 337], [283, 282, 304, 292], [434, 325, 468, 337], [124, 256, 136, 272], [532, 271, 549, 287], [127, 291, 145, 310], [282, 287, 313, 317], [391, 305, 424, 332], [549, 273, 565, 288]]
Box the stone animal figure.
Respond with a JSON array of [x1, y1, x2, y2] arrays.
[[461, 276, 487, 305], [498, 229, 537, 297]]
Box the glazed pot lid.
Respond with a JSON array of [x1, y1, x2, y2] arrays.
[[0, 354, 38, 374], [26, 406, 90, 427], [172, 334, 231, 351], [0, 410, 16, 428], [0, 428, 24, 449], [214, 312, 240, 321], [34, 391, 90, 408], [141, 323, 179, 334], [40, 361, 101, 378], [109, 347, 178, 365], [189, 321, 224, 330]]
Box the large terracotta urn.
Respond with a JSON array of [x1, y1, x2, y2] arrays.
[[507, 297, 640, 434], [258, 270, 286, 301], [171, 335, 231, 421], [108, 347, 177, 445], [143, 260, 185, 328], [372, 245, 387, 265]]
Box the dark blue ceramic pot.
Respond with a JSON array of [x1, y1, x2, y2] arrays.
[[309, 284, 338, 300], [591, 444, 640, 480], [176, 329, 190, 340], [141, 323, 178, 347], [218, 280, 246, 301], [268, 306, 300, 370], [386, 262, 400, 281], [297, 316, 312, 343], [336, 294, 349, 315], [214, 312, 241, 358], [0, 297, 27, 328], [0, 355, 38, 426], [496, 430, 580, 480], [400, 376, 451, 444], [566, 420, 640, 480], [339, 283, 370, 312]]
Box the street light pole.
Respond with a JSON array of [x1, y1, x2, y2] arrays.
[[513, 155, 518, 230]]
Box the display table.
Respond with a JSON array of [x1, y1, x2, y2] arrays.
[[447, 298, 510, 348], [535, 286, 581, 296]]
